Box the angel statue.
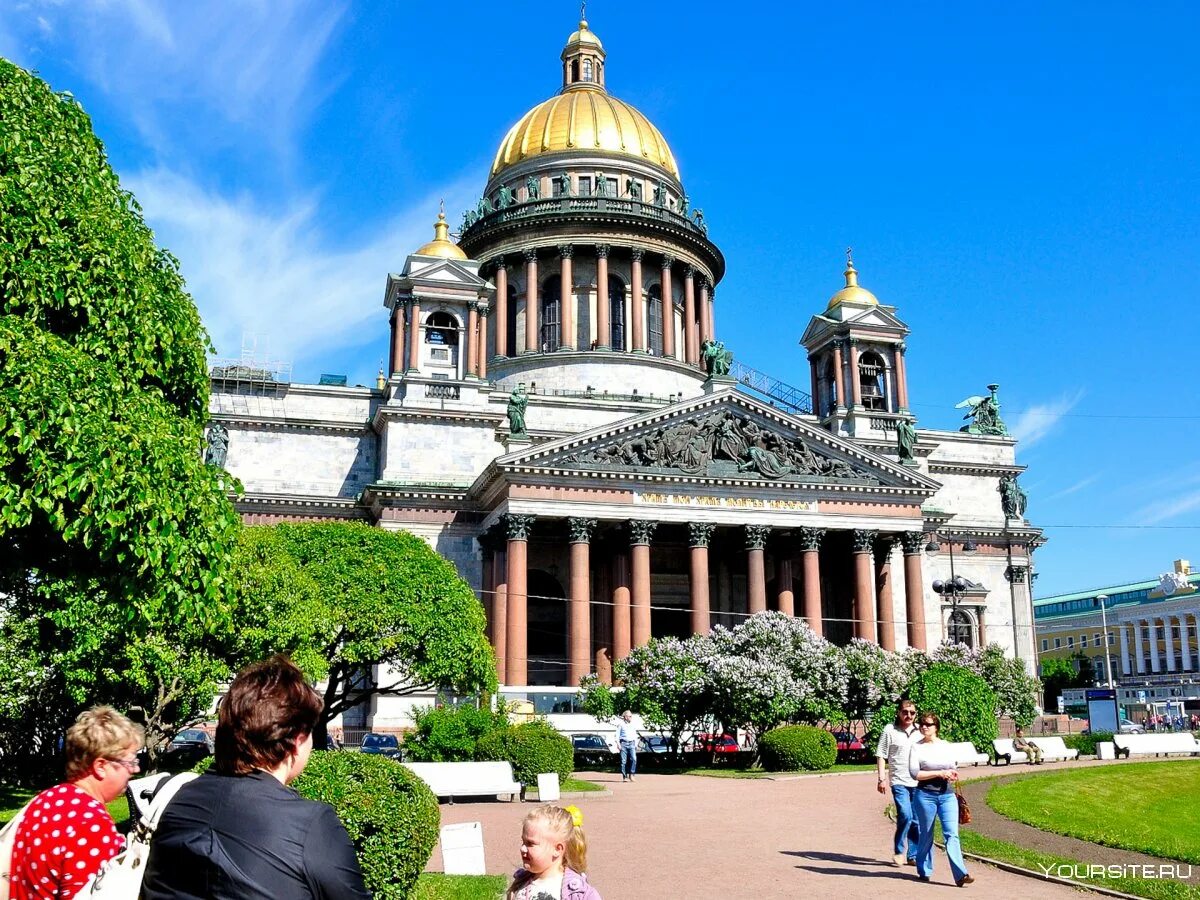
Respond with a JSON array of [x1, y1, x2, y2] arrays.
[[999, 473, 1027, 519], [956, 383, 1007, 436]]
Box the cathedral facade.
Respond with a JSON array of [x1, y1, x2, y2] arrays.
[[211, 18, 1042, 725]]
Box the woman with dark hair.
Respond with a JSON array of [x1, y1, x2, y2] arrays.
[[141, 656, 371, 899], [908, 712, 973, 887]]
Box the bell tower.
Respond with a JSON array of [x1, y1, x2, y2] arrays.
[[801, 251, 912, 439]]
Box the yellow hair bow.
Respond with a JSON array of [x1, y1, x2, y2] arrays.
[[564, 805, 583, 828]]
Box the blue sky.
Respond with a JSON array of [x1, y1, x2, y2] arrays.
[[3, 1, 1198, 596]]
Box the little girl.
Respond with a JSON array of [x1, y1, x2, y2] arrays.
[[508, 804, 603, 900]]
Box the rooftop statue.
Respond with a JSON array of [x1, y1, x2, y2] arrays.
[[594, 173, 608, 196], [653, 180, 667, 207], [203, 423, 229, 469], [506, 382, 529, 436], [896, 418, 916, 464], [691, 208, 707, 235], [956, 383, 1008, 436], [701, 338, 733, 377], [497, 185, 515, 208], [526, 175, 540, 201], [999, 473, 1028, 519], [626, 179, 642, 201]]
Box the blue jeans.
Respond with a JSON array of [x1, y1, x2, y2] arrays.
[[914, 786, 969, 882], [891, 784, 920, 861], [620, 742, 637, 777]]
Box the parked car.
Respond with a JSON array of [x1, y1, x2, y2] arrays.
[[688, 733, 741, 754], [638, 735, 672, 754], [831, 731, 870, 763], [1118, 719, 1146, 734], [359, 732, 402, 759], [161, 727, 213, 770], [571, 733, 616, 767]]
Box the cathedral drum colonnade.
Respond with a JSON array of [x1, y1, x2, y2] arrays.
[[207, 16, 1042, 720]]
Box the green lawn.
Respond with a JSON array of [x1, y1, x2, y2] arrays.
[[0, 785, 128, 828], [986, 761, 1200, 864], [561, 777, 605, 792], [412, 874, 506, 900]]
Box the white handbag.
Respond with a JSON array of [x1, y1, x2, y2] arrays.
[[0, 800, 34, 900], [75, 772, 197, 899]]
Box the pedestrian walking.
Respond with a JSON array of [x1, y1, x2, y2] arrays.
[[615, 710, 638, 782], [908, 712, 973, 887], [875, 698, 920, 867]]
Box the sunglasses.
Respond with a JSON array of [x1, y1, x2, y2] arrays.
[[919, 722, 936, 728], [106, 756, 141, 772]]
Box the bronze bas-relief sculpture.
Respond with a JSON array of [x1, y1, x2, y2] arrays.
[[564, 410, 868, 481]]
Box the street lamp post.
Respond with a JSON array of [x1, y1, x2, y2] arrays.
[[925, 532, 977, 643], [1097, 593, 1115, 689]]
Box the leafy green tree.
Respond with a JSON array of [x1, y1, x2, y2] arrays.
[[229, 523, 496, 738], [905, 663, 999, 750], [0, 59, 240, 770], [1039, 656, 1078, 710]]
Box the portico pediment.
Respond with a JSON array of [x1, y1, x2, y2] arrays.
[[385, 258, 493, 310], [494, 389, 940, 494]]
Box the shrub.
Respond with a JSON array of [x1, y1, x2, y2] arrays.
[[294, 753, 439, 900], [194, 753, 439, 899], [905, 663, 999, 751], [404, 702, 508, 762], [475, 719, 573, 786], [759, 725, 837, 771], [1063, 732, 1113, 757]]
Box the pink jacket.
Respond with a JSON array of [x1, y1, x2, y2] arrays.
[[510, 867, 603, 900]]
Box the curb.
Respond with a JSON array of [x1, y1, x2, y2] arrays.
[[959, 849, 1147, 900]]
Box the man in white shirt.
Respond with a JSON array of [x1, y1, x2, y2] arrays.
[[875, 698, 920, 867], [615, 710, 638, 781]]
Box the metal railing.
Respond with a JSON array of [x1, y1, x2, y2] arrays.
[[729, 360, 813, 415], [462, 195, 708, 240]]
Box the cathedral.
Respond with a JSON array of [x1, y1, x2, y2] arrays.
[[210, 17, 1042, 725]]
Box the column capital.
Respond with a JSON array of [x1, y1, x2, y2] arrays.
[[873, 534, 898, 558], [567, 517, 597, 543], [684, 264, 696, 279], [698, 275, 711, 291], [900, 532, 925, 556], [897, 341, 907, 354], [558, 243, 575, 259], [661, 254, 676, 269], [745, 524, 771, 550], [628, 519, 657, 545], [468, 299, 480, 312], [478, 304, 491, 318], [630, 247, 645, 262], [852, 528, 878, 554], [1007, 564, 1028, 584], [848, 336, 861, 348], [799, 526, 825, 552], [595, 243, 610, 259], [505, 513, 536, 541], [688, 522, 717, 548], [523, 248, 539, 263]]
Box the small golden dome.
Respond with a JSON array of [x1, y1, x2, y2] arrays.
[[827, 250, 879, 309], [490, 90, 679, 179], [414, 210, 467, 260], [566, 18, 603, 49]]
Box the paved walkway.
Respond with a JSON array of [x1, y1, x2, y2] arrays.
[[433, 770, 1082, 898]]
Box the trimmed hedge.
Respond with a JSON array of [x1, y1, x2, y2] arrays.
[[404, 703, 509, 762], [475, 720, 573, 786], [759, 725, 837, 771], [194, 753, 438, 899], [1063, 732, 1113, 757]]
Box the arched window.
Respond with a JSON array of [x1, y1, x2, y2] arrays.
[[570, 60, 579, 83], [608, 275, 626, 350], [540, 276, 560, 353], [647, 284, 664, 356], [859, 350, 887, 411], [425, 311, 458, 345], [821, 356, 837, 417], [582, 58, 593, 82], [948, 608, 974, 648]]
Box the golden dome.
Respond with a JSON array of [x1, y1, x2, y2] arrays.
[[414, 210, 467, 260], [490, 87, 679, 179], [827, 251, 879, 309], [566, 18, 603, 49]]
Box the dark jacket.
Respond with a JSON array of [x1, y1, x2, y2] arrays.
[[140, 770, 371, 900]]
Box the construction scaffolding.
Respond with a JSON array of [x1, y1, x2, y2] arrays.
[[729, 359, 813, 415], [209, 333, 293, 418]]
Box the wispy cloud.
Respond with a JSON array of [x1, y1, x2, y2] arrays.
[[1045, 474, 1101, 501], [2, 2, 346, 156], [1133, 489, 1200, 526], [1008, 388, 1085, 449], [126, 167, 479, 376]]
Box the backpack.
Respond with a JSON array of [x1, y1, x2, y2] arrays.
[[0, 800, 35, 900], [75, 772, 198, 899]]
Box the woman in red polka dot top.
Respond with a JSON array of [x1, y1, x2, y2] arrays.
[[10, 706, 143, 900]]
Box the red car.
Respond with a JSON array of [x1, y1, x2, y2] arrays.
[[831, 731, 869, 763], [690, 733, 741, 754]]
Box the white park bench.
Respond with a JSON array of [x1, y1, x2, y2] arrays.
[[1113, 732, 1200, 759], [947, 741, 990, 766], [1027, 736, 1079, 761], [403, 761, 523, 804], [992, 738, 1028, 765]]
